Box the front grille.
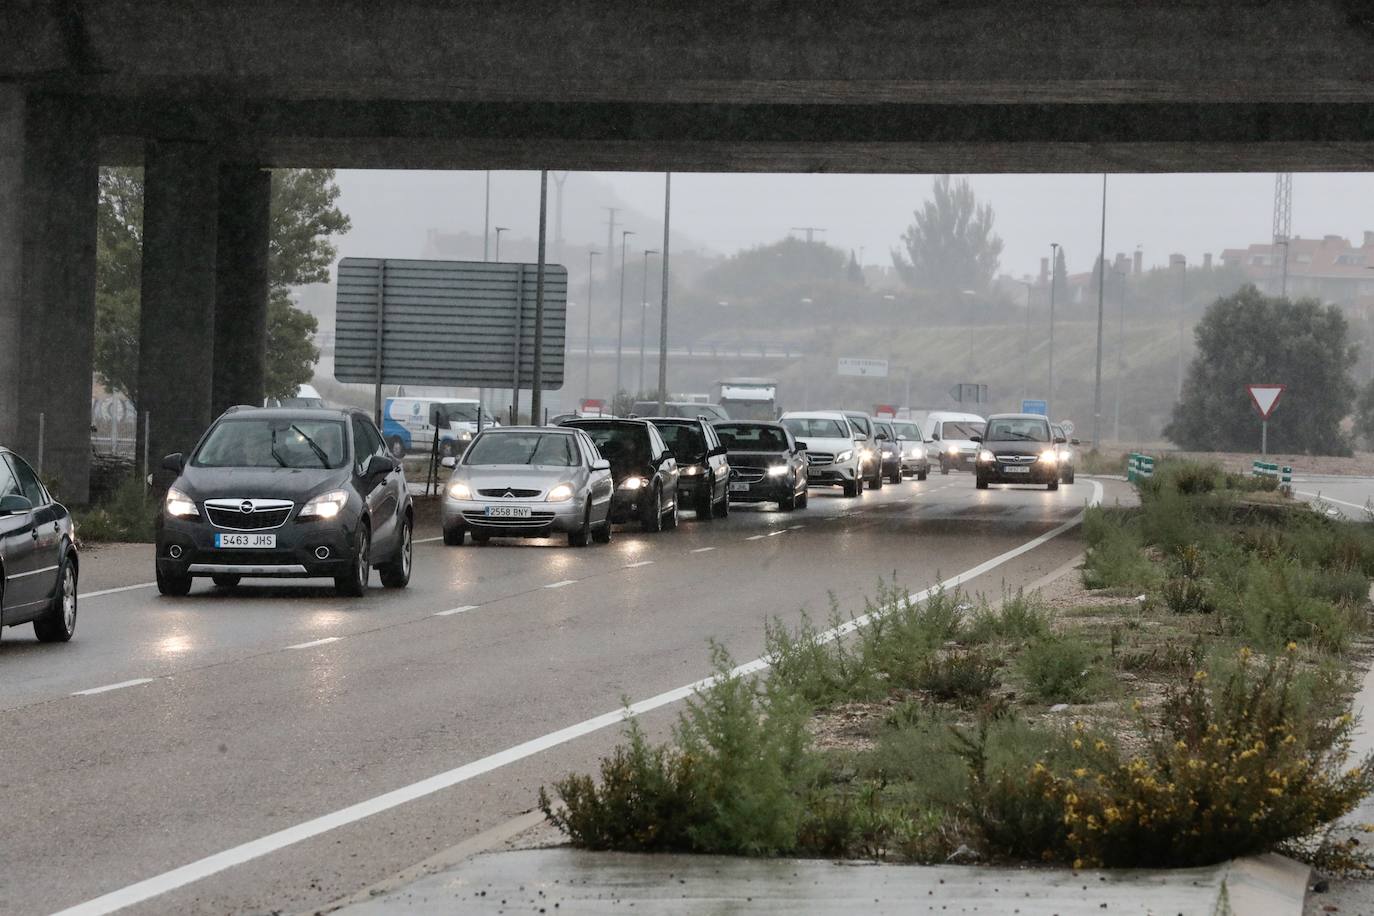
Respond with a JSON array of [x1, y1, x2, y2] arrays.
[[204, 499, 293, 531], [806, 452, 835, 467], [463, 511, 556, 527], [731, 467, 766, 483], [995, 454, 1037, 464], [477, 488, 542, 498]]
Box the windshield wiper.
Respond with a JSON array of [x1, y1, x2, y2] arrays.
[[267, 428, 290, 467], [289, 424, 331, 467]]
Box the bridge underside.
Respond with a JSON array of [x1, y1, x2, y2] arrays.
[[7, 0, 1374, 498]]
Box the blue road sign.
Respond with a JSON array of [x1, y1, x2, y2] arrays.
[[1021, 399, 1048, 416]]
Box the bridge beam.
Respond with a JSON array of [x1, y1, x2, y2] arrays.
[[0, 89, 98, 502], [137, 140, 219, 484], [211, 164, 271, 416]]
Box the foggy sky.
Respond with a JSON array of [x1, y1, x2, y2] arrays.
[[332, 170, 1374, 281]]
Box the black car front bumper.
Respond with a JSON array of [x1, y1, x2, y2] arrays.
[[976, 461, 1059, 485], [156, 514, 360, 579]]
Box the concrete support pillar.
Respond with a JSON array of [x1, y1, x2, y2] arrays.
[[212, 165, 272, 415], [0, 89, 98, 502], [137, 141, 219, 483]]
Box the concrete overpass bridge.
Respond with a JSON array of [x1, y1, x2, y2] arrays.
[[6, 0, 1374, 498]]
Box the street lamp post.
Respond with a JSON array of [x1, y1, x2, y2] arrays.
[[614, 229, 635, 398], [584, 250, 600, 402], [483, 171, 491, 262], [1113, 266, 1127, 443], [494, 226, 509, 262], [1092, 174, 1107, 450], [638, 249, 659, 393], [656, 173, 672, 415], [1047, 242, 1060, 417]]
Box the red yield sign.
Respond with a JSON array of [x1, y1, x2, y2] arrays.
[[1246, 384, 1285, 419]]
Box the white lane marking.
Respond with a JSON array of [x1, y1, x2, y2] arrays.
[[79, 582, 157, 599], [787, 524, 805, 530], [433, 605, 478, 617], [745, 534, 767, 541], [766, 530, 786, 537], [55, 480, 1102, 916], [544, 579, 577, 589], [285, 637, 341, 650], [623, 560, 654, 569], [1295, 490, 1369, 512], [414, 536, 443, 544], [71, 678, 156, 697], [690, 547, 716, 553]]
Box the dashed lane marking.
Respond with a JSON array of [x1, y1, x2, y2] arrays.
[[544, 580, 577, 589], [623, 560, 654, 569], [689, 547, 716, 553], [285, 637, 341, 650], [71, 678, 156, 697], [433, 605, 479, 617]]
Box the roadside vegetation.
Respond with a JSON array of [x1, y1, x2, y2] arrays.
[[540, 461, 1374, 869], [72, 476, 156, 543]]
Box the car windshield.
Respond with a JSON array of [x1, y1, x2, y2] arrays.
[[716, 424, 788, 451], [940, 421, 985, 440], [654, 423, 706, 461], [846, 414, 872, 435], [986, 418, 1052, 442], [783, 417, 847, 439], [464, 432, 577, 467], [891, 422, 921, 440], [441, 402, 498, 425], [193, 418, 348, 469], [572, 424, 650, 465]]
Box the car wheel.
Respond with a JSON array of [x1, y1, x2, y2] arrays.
[[712, 489, 730, 518], [388, 436, 406, 459], [156, 565, 192, 596], [842, 479, 859, 498], [663, 490, 679, 530], [917, 469, 928, 481], [870, 468, 884, 490], [780, 487, 797, 511], [335, 523, 370, 597], [889, 467, 902, 485], [33, 556, 77, 643], [1064, 469, 1075, 484], [1048, 480, 1059, 491], [592, 515, 613, 544], [379, 517, 412, 588], [641, 486, 664, 532], [696, 483, 714, 519], [940, 461, 950, 475], [976, 477, 989, 490], [211, 574, 241, 589], [568, 506, 592, 547], [798, 486, 809, 508], [443, 523, 465, 546]]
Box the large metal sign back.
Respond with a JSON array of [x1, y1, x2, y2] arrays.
[[334, 258, 567, 389]]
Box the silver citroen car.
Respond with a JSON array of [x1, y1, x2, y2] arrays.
[[440, 426, 614, 547]]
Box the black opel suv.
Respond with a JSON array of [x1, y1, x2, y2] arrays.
[[156, 406, 413, 596]]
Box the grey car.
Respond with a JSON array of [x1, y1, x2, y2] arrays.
[[441, 426, 614, 547]]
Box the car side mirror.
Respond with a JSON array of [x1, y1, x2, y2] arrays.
[[1054, 436, 1067, 445], [660, 448, 675, 463], [1070, 437, 1080, 446], [365, 455, 397, 477], [440, 456, 457, 468], [592, 458, 611, 471], [795, 441, 808, 451], [0, 494, 33, 516], [854, 433, 868, 442], [970, 435, 982, 443], [161, 453, 185, 473]]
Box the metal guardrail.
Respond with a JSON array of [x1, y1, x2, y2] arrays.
[[1252, 460, 1293, 490], [1126, 453, 1155, 482]]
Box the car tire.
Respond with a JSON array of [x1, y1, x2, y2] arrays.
[[940, 461, 950, 475], [641, 486, 664, 532], [388, 436, 406, 459], [870, 468, 883, 490], [696, 484, 714, 519], [780, 486, 797, 511], [663, 490, 679, 530], [1064, 469, 1075, 484], [33, 555, 77, 643], [443, 524, 465, 546], [156, 565, 192, 597], [917, 469, 928, 481], [211, 574, 241, 589], [568, 507, 592, 547], [712, 490, 730, 518], [976, 477, 989, 490], [798, 488, 809, 509], [1048, 480, 1059, 491], [335, 524, 370, 597], [842, 479, 859, 498], [888, 467, 902, 485], [379, 517, 412, 588], [592, 516, 613, 544]]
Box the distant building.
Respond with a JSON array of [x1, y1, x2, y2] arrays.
[[1221, 233, 1374, 310]]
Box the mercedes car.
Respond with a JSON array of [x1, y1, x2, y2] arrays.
[[440, 426, 613, 546], [780, 411, 865, 498], [155, 406, 413, 596], [714, 421, 808, 510]]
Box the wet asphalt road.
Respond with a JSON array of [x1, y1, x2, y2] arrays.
[[0, 474, 1106, 916], [1291, 475, 1374, 521]]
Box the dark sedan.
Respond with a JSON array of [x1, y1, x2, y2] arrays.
[[559, 418, 681, 531], [973, 413, 1064, 491], [714, 421, 808, 510], [0, 447, 78, 642], [646, 416, 730, 519]]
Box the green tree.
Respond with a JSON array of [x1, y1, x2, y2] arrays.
[[1164, 286, 1357, 455], [892, 175, 1003, 297], [697, 236, 851, 304], [93, 167, 349, 401], [1354, 377, 1374, 449]]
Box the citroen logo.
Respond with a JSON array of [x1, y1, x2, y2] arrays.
[[240, 500, 255, 514], [503, 490, 515, 499]]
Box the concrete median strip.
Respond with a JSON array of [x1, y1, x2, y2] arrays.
[[51, 482, 1102, 916]]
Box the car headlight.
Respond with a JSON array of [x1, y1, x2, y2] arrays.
[[447, 481, 472, 500], [299, 489, 349, 519], [680, 465, 702, 476], [1039, 449, 1059, 464], [836, 449, 853, 463], [164, 487, 199, 518], [913, 447, 926, 460], [947, 445, 960, 456], [766, 464, 789, 477], [546, 483, 574, 502], [619, 476, 647, 490], [977, 449, 995, 463], [459, 431, 473, 441]]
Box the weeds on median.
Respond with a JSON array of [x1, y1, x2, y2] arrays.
[[72, 476, 156, 543]]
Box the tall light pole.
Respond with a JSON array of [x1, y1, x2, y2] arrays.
[[1092, 174, 1107, 450], [494, 226, 509, 262], [1113, 265, 1127, 443], [1047, 242, 1060, 417], [483, 171, 491, 262], [656, 174, 672, 415], [638, 249, 659, 393], [614, 229, 635, 397], [584, 250, 600, 402], [531, 170, 549, 426]]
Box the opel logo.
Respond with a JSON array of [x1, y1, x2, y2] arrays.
[[239, 500, 254, 514]]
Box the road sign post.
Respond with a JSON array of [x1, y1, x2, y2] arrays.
[[1246, 384, 1285, 456]]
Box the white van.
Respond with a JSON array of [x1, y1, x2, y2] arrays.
[[922, 411, 986, 474], [382, 397, 499, 458]]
